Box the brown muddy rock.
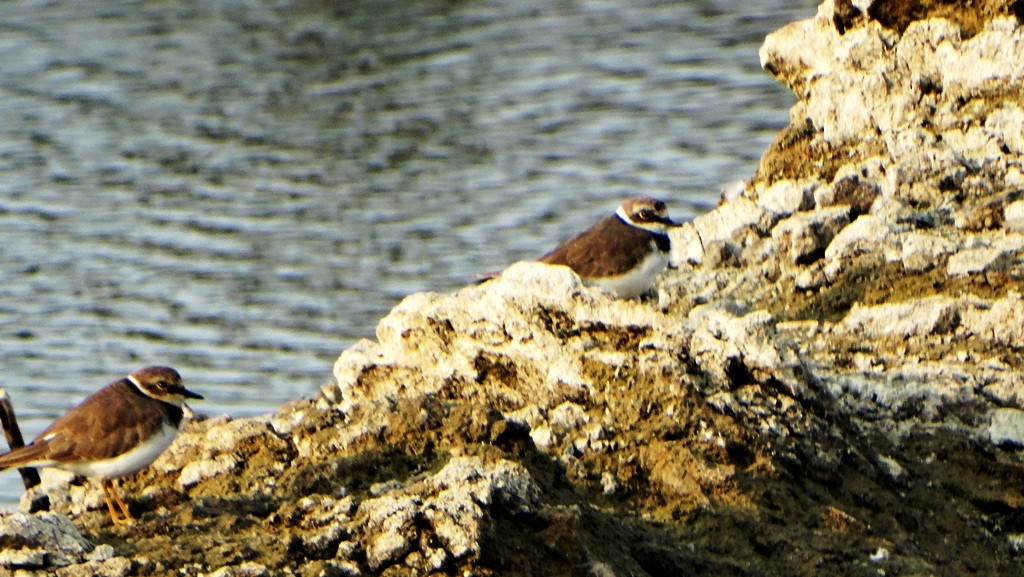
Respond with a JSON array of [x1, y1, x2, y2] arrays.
[[660, 0, 1024, 572], [11, 261, 775, 576], [758, 1, 1024, 192], [663, 0, 1024, 572], [326, 263, 703, 463], [865, 0, 1020, 36], [743, 0, 1024, 324]]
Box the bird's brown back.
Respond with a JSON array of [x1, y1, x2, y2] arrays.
[[540, 214, 670, 279]]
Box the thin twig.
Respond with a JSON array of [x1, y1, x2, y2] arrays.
[[0, 387, 41, 490]]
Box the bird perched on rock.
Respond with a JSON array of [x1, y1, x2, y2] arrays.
[[0, 366, 202, 525], [482, 196, 681, 298]]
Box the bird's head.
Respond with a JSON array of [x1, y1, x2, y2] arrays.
[[617, 196, 681, 234], [127, 366, 203, 414]]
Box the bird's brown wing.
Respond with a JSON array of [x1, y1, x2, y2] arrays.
[[0, 440, 51, 470], [33, 380, 158, 464], [540, 215, 656, 279]]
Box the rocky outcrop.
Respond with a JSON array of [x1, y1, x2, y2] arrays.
[[6, 1, 1024, 575], [0, 512, 126, 576]]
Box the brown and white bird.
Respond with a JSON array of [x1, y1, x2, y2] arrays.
[[534, 196, 680, 298], [0, 366, 202, 525]]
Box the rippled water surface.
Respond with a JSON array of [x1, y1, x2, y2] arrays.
[[0, 0, 814, 506]]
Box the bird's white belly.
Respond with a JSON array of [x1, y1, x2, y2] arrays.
[[591, 250, 669, 299], [61, 423, 179, 479]]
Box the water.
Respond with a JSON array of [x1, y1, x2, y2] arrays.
[[0, 0, 815, 507]]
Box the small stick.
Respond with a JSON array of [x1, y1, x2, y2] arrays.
[[0, 388, 41, 490]]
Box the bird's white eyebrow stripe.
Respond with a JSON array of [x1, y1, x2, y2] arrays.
[[616, 205, 631, 222], [127, 374, 161, 399]]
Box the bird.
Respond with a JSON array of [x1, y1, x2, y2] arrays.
[[0, 366, 202, 525], [489, 196, 681, 298]]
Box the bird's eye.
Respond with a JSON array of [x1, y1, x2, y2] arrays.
[[637, 209, 654, 220]]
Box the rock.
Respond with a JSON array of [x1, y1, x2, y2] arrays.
[[989, 408, 1024, 446], [817, 175, 880, 216], [178, 453, 241, 489], [771, 206, 851, 265], [960, 294, 1024, 346], [901, 231, 956, 272], [986, 105, 1024, 155], [942, 234, 1024, 280], [823, 214, 894, 262], [670, 222, 706, 265], [954, 199, 1005, 231], [205, 562, 270, 577], [720, 179, 746, 203], [946, 246, 1009, 276], [358, 495, 420, 571], [1005, 199, 1024, 233], [691, 197, 772, 252], [754, 179, 816, 217], [0, 512, 93, 569], [86, 544, 115, 562], [839, 296, 963, 339], [55, 557, 133, 577], [0, 548, 48, 569], [686, 306, 795, 394], [275, 495, 354, 560], [169, 416, 293, 493], [355, 456, 538, 572], [701, 239, 742, 269], [794, 261, 827, 291], [876, 455, 906, 482], [201, 418, 281, 456]]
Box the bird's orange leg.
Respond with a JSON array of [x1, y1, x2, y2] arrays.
[[101, 479, 134, 525]]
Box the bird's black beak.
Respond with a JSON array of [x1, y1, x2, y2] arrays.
[[660, 216, 683, 227], [180, 387, 204, 400]]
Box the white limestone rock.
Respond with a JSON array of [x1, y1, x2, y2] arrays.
[[755, 179, 817, 217], [0, 548, 48, 569], [354, 457, 538, 573], [901, 231, 957, 272], [206, 562, 270, 577], [824, 214, 894, 262], [989, 408, 1024, 446], [960, 294, 1024, 347], [358, 494, 420, 571], [178, 453, 241, 489], [54, 556, 134, 577], [795, 261, 828, 291], [772, 206, 851, 265], [686, 306, 794, 394], [0, 512, 93, 569], [331, 261, 684, 440], [670, 221, 706, 265], [1005, 200, 1024, 233], [985, 106, 1024, 156], [947, 246, 1009, 276], [691, 197, 772, 248], [839, 296, 963, 339]]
